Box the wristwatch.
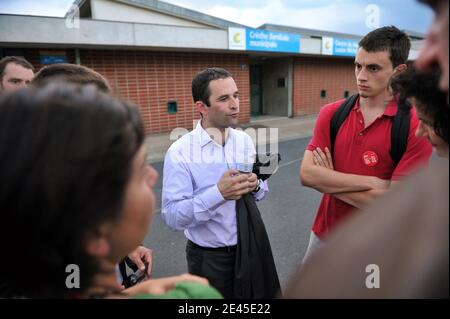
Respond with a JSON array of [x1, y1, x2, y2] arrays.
[[253, 179, 261, 193]]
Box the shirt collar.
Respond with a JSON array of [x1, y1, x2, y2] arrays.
[[353, 95, 399, 117], [383, 96, 399, 117], [193, 120, 211, 147], [194, 120, 234, 148]]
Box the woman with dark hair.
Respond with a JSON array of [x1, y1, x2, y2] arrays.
[[0, 83, 219, 298], [391, 66, 449, 157], [32, 62, 154, 286]]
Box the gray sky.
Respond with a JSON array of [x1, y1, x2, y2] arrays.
[[0, 0, 434, 35]]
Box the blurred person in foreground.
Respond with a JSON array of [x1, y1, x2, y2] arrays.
[[0, 83, 220, 299], [32, 63, 154, 284], [284, 0, 449, 298]]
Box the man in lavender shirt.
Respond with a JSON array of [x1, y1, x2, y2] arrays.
[[162, 68, 268, 298]]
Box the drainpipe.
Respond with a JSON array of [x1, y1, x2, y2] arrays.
[[75, 48, 81, 65]]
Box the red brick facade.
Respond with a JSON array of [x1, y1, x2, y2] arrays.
[[293, 56, 357, 116], [23, 49, 357, 134], [25, 49, 250, 135], [82, 51, 250, 134]]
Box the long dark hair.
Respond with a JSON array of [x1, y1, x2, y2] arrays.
[[0, 83, 144, 298]]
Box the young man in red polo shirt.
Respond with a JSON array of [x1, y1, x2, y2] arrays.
[[299, 26, 432, 261]]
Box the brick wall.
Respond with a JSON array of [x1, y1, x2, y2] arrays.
[[293, 56, 357, 116], [84, 50, 251, 134], [22, 48, 359, 133], [24, 49, 250, 135]]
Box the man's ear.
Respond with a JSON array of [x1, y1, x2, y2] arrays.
[[195, 101, 208, 118], [84, 223, 111, 257], [394, 64, 407, 75]]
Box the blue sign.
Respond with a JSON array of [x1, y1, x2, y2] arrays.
[[333, 38, 359, 57], [246, 29, 301, 53], [40, 55, 68, 65]]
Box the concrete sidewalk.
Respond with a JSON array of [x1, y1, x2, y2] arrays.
[[144, 115, 317, 163]]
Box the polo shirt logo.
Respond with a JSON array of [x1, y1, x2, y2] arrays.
[[363, 151, 379, 167]]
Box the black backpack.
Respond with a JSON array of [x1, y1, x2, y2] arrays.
[[330, 94, 411, 165]]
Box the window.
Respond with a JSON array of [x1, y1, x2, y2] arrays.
[[167, 101, 178, 114]]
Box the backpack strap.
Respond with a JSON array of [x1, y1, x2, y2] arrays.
[[390, 100, 412, 165], [330, 94, 411, 165], [330, 94, 359, 154]]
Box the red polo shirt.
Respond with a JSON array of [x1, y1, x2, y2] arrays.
[[307, 97, 432, 239]]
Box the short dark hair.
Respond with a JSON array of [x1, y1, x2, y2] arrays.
[[0, 83, 144, 298], [192, 67, 232, 106], [418, 0, 441, 7], [359, 26, 411, 68], [0, 56, 35, 81], [33, 63, 111, 93], [391, 66, 449, 144]]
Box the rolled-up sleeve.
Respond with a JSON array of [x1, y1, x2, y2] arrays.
[[253, 179, 269, 201]]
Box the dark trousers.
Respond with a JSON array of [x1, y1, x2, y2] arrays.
[[186, 240, 236, 299]]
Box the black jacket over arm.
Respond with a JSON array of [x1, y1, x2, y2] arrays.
[[234, 194, 281, 298]]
